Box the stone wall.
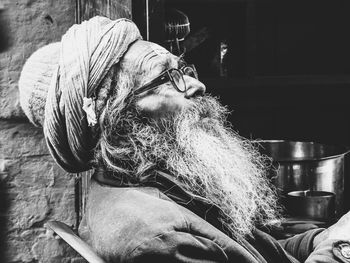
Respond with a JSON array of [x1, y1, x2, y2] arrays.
[[0, 0, 135, 261], [0, 121, 81, 263], [0, 0, 82, 262]]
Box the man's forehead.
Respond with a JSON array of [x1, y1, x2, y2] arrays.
[[147, 42, 170, 56], [124, 40, 177, 69], [131, 40, 170, 56]]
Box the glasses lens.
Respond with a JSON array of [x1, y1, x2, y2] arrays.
[[183, 65, 198, 79], [170, 69, 186, 92]]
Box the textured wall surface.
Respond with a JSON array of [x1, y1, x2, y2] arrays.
[[0, 0, 83, 262], [0, 0, 76, 119], [0, 121, 82, 263], [0, 0, 135, 261]]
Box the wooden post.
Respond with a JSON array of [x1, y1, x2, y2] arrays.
[[132, 0, 165, 43], [77, 0, 132, 22]]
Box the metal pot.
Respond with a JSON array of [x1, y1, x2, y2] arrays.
[[286, 190, 335, 221], [254, 140, 350, 217]]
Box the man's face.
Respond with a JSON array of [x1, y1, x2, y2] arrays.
[[120, 40, 206, 119]]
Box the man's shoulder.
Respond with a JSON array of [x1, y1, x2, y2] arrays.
[[109, 186, 188, 227], [87, 182, 187, 234], [83, 181, 238, 262], [90, 181, 185, 219]]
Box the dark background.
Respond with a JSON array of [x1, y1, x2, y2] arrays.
[[133, 0, 350, 212], [159, 0, 350, 146]]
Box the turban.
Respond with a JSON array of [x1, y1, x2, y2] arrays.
[[19, 16, 142, 173]]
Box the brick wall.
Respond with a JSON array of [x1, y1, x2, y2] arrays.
[[0, 0, 83, 262]]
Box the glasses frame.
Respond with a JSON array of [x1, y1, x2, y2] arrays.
[[134, 64, 198, 96]]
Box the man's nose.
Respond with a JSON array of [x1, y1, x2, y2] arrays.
[[184, 76, 206, 99]]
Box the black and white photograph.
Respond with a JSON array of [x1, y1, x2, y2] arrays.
[[1, 0, 350, 262]]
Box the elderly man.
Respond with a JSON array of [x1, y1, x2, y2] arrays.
[[19, 16, 350, 263]]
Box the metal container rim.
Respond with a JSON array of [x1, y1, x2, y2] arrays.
[[287, 190, 335, 198], [253, 139, 350, 162]]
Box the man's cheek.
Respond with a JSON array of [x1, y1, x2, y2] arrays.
[[135, 95, 188, 119]]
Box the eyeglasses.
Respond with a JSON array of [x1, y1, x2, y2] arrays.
[[134, 64, 198, 96]]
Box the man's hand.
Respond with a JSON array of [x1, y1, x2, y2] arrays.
[[313, 211, 350, 249]]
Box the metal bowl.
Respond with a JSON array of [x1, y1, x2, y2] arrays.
[[253, 140, 349, 216], [286, 190, 335, 221]]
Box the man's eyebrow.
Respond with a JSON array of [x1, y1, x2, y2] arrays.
[[163, 60, 172, 69], [156, 59, 171, 70], [156, 57, 186, 70]]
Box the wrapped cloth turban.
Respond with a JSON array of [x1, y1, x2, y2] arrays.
[[18, 16, 142, 173]]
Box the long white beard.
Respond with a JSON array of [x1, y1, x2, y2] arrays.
[[98, 92, 280, 240], [157, 96, 280, 239]]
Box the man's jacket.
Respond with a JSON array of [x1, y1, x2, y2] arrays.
[[78, 171, 350, 262]]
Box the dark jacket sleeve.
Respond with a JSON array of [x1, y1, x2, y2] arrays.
[[279, 228, 350, 263], [125, 230, 228, 263], [279, 228, 324, 262]]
